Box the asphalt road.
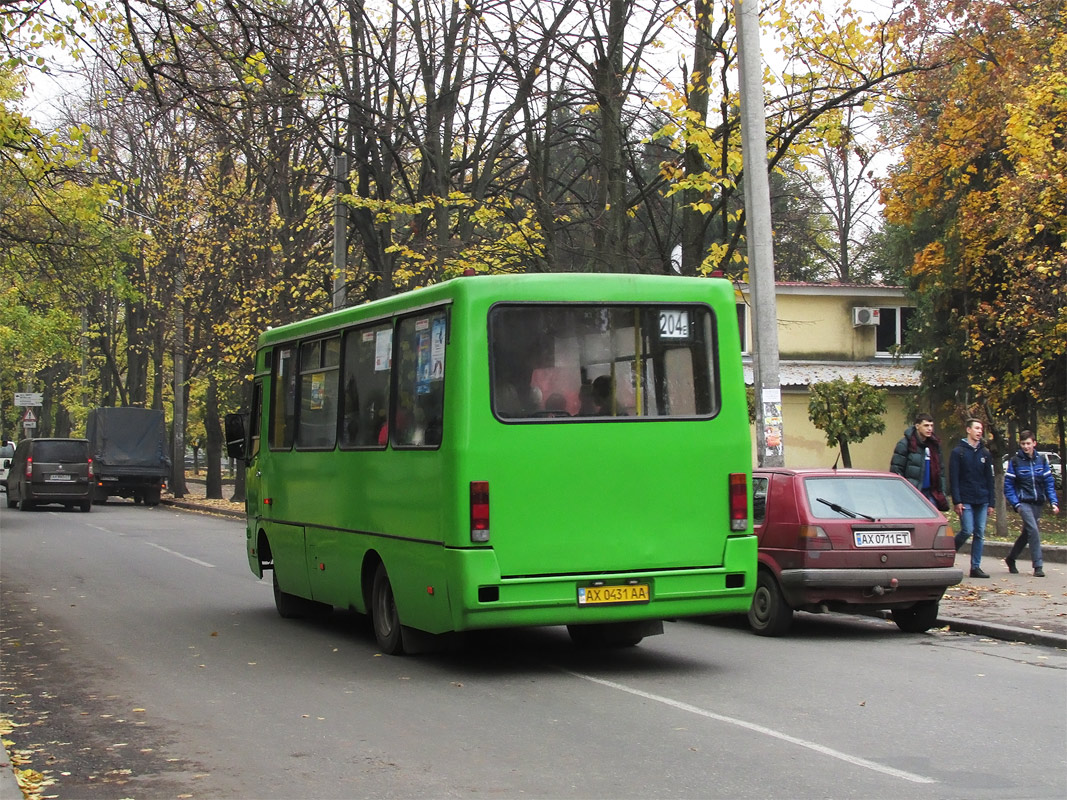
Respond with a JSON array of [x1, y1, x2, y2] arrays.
[[2, 502, 1065, 800]]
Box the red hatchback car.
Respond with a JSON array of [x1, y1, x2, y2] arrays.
[[748, 468, 963, 636]]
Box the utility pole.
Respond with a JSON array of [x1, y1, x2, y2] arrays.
[[332, 150, 348, 309], [734, 0, 784, 467]]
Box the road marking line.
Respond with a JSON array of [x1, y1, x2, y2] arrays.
[[144, 541, 216, 568], [562, 669, 936, 785]]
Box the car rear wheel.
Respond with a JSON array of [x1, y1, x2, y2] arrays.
[[371, 563, 405, 655], [891, 599, 941, 633], [6, 494, 16, 508], [19, 497, 35, 511], [747, 570, 793, 636]]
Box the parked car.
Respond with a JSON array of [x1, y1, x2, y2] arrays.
[[748, 468, 962, 636], [0, 441, 14, 492], [5, 438, 93, 512]]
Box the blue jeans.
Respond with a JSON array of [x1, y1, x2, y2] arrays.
[[1008, 503, 1044, 569], [954, 504, 989, 570]]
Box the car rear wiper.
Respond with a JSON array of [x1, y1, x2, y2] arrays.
[[816, 497, 877, 521]]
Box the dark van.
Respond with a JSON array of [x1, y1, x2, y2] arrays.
[[5, 438, 93, 512]]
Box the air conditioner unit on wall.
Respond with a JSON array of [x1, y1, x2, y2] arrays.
[[852, 307, 881, 326]]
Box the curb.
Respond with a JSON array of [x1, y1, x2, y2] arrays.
[[937, 616, 1067, 650], [1, 749, 24, 799], [159, 498, 244, 519]]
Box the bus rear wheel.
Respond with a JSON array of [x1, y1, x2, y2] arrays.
[[371, 563, 404, 655], [273, 570, 310, 619]]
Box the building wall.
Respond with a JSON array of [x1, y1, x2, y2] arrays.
[[775, 294, 876, 360], [751, 390, 913, 471]]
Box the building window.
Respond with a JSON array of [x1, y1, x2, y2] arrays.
[[876, 307, 916, 354]]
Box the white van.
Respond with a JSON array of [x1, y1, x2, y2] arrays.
[[0, 441, 14, 492]]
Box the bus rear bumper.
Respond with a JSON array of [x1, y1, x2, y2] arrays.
[[447, 536, 757, 631]]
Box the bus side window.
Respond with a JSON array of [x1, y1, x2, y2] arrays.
[[269, 346, 296, 449], [340, 324, 392, 449], [296, 336, 340, 449], [394, 311, 446, 448]]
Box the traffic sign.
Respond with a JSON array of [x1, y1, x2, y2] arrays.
[[22, 408, 37, 423], [15, 393, 42, 406]]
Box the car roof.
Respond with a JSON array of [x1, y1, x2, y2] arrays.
[[753, 467, 906, 479]]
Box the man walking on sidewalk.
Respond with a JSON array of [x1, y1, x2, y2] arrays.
[[951, 418, 996, 578], [1004, 430, 1060, 577]]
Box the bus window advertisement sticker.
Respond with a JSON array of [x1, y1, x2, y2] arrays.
[[416, 331, 432, 393], [310, 373, 325, 410], [374, 329, 392, 371], [430, 317, 446, 379]]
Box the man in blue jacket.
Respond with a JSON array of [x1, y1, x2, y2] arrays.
[[1004, 430, 1060, 577], [950, 418, 996, 578]]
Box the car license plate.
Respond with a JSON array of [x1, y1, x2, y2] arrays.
[[854, 530, 911, 547], [46, 474, 74, 482], [577, 583, 650, 605]]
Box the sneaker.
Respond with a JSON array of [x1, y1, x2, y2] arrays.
[[1005, 556, 1018, 574], [1034, 568, 1045, 577], [970, 568, 991, 579]]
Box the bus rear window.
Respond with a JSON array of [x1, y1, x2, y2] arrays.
[[488, 304, 718, 420]]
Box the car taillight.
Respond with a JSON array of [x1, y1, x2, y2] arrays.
[[470, 481, 490, 542], [798, 525, 832, 550], [729, 473, 748, 532], [933, 524, 954, 550], [88, 458, 94, 479], [25, 456, 32, 479]]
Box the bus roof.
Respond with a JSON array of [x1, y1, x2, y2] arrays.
[[257, 273, 737, 349]]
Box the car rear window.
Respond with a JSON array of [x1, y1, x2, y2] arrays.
[[802, 476, 940, 520], [33, 441, 89, 462], [0, 444, 13, 458]]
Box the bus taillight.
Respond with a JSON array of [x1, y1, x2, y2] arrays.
[[729, 473, 747, 531], [470, 481, 490, 542]]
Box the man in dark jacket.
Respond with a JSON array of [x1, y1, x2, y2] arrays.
[[1004, 430, 1060, 577], [950, 418, 996, 578], [890, 413, 947, 510]]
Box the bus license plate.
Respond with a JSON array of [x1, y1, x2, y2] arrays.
[[578, 584, 650, 606]]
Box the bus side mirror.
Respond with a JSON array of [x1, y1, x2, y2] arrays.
[[225, 413, 248, 461]]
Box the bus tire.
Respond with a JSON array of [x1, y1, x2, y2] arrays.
[[567, 621, 655, 648], [371, 563, 405, 655], [747, 569, 793, 636], [273, 570, 310, 619], [891, 599, 940, 633]]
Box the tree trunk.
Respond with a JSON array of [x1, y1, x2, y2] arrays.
[[838, 435, 852, 468], [205, 376, 223, 499]]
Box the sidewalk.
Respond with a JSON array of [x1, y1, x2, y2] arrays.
[[941, 542, 1067, 648]]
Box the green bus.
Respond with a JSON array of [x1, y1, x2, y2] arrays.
[[226, 273, 755, 654]]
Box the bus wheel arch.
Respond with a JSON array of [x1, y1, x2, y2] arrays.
[[256, 528, 273, 573]]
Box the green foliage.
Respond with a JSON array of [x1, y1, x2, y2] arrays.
[[808, 378, 887, 467]]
